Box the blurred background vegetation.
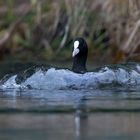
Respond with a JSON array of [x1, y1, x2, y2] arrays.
[[0, 0, 140, 65]]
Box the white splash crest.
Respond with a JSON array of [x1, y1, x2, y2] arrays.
[[0, 65, 140, 90], [1, 75, 21, 89]]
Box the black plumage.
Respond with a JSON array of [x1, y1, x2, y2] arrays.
[[72, 38, 88, 73]]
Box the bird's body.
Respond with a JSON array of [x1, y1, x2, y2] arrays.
[[72, 38, 88, 73]]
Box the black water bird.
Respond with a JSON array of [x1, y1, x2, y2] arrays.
[[72, 38, 88, 73]]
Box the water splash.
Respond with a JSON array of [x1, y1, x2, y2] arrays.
[[0, 63, 140, 90]]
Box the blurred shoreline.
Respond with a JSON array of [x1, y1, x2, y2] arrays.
[[0, 0, 140, 63]]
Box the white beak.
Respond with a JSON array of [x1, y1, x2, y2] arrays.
[[72, 40, 80, 57], [72, 48, 80, 57]]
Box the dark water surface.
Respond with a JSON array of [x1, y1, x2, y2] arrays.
[[0, 89, 140, 140], [0, 62, 140, 140]]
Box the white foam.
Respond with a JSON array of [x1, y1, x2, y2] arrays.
[[22, 68, 67, 89], [1, 75, 21, 89], [1, 66, 140, 90]]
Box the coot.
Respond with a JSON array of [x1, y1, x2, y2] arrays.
[[72, 37, 88, 73]]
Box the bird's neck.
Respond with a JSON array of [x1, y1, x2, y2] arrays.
[[72, 56, 87, 73]]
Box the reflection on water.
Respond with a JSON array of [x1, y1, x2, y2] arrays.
[[75, 98, 88, 140], [0, 110, 140, 140], [0, 89, 140, 140]]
